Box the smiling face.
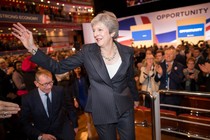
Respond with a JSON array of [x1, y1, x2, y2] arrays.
[[145, 54, 154, 67], [0, 58, 7, 70], [16, 62, 22, 71], [92, 22, 114, 47], [164, 49, 176, 63], [34, 70, 53, 94], [186, 57, 195, 70], [155, 52, 164, 63]]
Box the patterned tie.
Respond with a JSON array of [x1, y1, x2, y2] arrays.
[[45, 93, 52, 117]]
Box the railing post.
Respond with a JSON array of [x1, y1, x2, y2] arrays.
[[153, 92, 161, 140], [139, 91, 161, 140]]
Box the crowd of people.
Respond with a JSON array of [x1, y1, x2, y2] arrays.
[[0, 50, 88, 140], [0, 39, 210, 140], [0, 2, 72, 23], [0, 37, 53, 52], [134, 40, 210, 111], [0, 42, 209, 139]]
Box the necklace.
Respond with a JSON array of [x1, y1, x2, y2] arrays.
[[101, 44, 117, 61]]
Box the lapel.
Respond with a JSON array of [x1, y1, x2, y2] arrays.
[[88, 42, 130, 86], [50, 88, 57, 118], [171, 61, 178, 72], [0, 68, 6, 77], [111, 42, 130, 81], [89, 44, 112, 86], [34, 90, 49, 118]]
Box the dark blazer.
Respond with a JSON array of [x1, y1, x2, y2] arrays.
[[195, 55, 205, 71], [0, 69, 16, 100], [155, 60, 184, 90], [155, 60, 184, 106], [20, 86, 75, 140], [31, 41, 139, 125]]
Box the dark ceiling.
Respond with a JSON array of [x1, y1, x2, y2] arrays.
[[93, 0, 210, 18], [1, 0, 209, 34]]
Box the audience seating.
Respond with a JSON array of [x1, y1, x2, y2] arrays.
[[177, 114, 210, 138], [182, 96, 210, 109], [144, 109, 178, 130], [181, 96, 210, 116], [134, 92, 152, 126], [160, 109, 178, 130], [134, 106, 150, 127], [134, 94, 210, 138]]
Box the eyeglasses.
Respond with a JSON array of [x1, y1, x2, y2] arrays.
[[37, 81, 54, 87]]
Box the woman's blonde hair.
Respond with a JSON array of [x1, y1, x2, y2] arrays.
[[91, 11, 119, 39], [142, 54, 155, 67]]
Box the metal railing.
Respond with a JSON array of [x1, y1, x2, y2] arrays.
[[137, 90, 210, 140], [158, 90, 210, 140], [137, 91, 158, 140]]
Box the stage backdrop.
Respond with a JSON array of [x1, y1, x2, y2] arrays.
[[117, 2, 210, 47], [82, 2, 210, 46]]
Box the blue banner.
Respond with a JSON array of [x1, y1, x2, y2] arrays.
[[132, 30, 152, 41], [178, 23, 204, 38], [0, 11, 43, 23]]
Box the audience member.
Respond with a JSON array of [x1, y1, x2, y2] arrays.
[[139, 54, 159, 107], [70, 66, 91, 137], [155, 49, 164, 64], [12, 61, 28, 97], [0, 100, 21, 140], [0, 58, 18, 103], [21, 55, 37, 91], [193, 46, 205, 71], [183, 57, 200, 91], [0, 100, 20, 119], [20, 69, 75, 140], [155, 47, 184, 111], [198, 62, 210, 92]]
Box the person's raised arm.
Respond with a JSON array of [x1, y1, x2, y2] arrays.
[[12, 22, 38, 55]]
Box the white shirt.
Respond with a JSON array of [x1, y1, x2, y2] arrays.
[[38, 89, 52, 117], [105, 57, 122, 79]]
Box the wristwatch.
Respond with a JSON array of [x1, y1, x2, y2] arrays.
[[31, 48, 38, 55], [38, 134, 43, 140]]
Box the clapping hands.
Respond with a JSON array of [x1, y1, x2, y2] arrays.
[[199, 63, 210, 74]]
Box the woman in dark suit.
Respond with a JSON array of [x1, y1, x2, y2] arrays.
[[12, 11, 139, 140]]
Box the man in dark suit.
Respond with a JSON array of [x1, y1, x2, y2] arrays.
[[20, 69, 75, 140], [155, 47, 184, 110], [0, 58, 18, 102], [193, 46, 205, 71]]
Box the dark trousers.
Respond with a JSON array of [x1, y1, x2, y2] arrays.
[[95, 108, 135, 140], [57, 121, 75, 140]]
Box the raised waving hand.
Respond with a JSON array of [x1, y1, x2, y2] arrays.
[[12, 22, 37, 53]]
